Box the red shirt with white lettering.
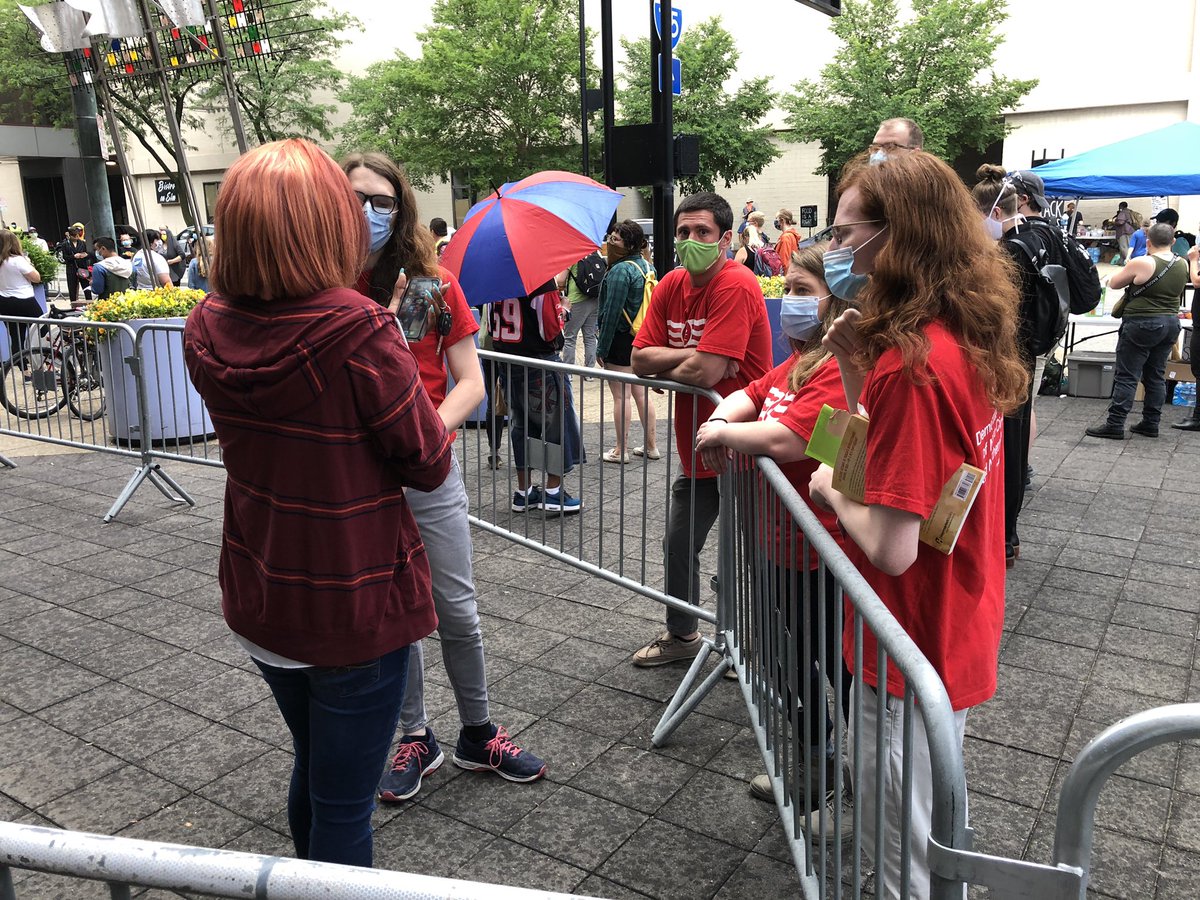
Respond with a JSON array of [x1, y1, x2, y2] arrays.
[[841, 321, 1006, 711], [744, 355, 847, 569], [633, 259, 772, 478]]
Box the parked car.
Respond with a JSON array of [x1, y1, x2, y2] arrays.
[[176, 223, 215, 256]]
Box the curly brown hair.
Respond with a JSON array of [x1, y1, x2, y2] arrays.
[[837, 152, 1027, 415]]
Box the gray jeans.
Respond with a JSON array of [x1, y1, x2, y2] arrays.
[[401, 454, 490, 731], [1107, 315, 1181, 427], [562, 297, 599, 367], [664, 474, 721, 636]]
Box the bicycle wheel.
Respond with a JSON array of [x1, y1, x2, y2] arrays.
[[0, 348, 68, 419], [64, 347, 105, 421]]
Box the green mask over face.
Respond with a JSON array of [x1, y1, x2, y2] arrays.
[[676, 237, 723, 275]]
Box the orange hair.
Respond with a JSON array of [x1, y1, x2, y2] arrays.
[[210, 139, 367, 301], [837, 152, 1027, 415]]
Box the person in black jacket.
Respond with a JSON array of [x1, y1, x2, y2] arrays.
[[160, 227, 186, 285], [60, 224, 94, 305]]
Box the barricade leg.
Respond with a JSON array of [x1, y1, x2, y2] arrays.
[[0, 453, 14, 469], [104, 462, 195, 523], [651, 637, 731, 746]]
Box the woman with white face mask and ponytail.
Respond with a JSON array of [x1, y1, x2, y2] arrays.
[[694, 242, 853, 815]]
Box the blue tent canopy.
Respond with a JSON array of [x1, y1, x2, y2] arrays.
[[1033, 121, 1200, 198]]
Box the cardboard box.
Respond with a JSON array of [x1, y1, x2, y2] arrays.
[[831, 413, 869, 504], [1165, 360, 1194, 383], [919, 463, 987, 555]]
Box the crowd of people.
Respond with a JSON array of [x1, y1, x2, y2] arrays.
[[0, 110, 1151, 895]]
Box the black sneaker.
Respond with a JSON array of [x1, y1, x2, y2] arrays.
[[1130, 420, 1159, 438], [452, 725, 547, 782], [378, 730, 443, 802]]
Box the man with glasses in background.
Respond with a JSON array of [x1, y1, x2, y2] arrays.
[[869, 118, 924, 164]]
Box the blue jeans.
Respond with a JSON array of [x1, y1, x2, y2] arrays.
[[254, 646, 410, 867], [1107, 315, 1181, 427]]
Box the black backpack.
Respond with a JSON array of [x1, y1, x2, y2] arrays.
[[1006, 229, 1070, 358], [1030, 218, 1101, 314], [571, 251, 607, 299]]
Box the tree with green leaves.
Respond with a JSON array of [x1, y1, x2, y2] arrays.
[[337, 0, 586, 196], [615, 16, 779, 195], [780, 0, 1036, 175], [0, 0, 73, 128]]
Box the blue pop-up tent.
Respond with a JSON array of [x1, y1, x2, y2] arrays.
[[1034, 121, 1200, 198]]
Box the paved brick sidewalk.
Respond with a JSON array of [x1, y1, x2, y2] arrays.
[[0, 394, 1196, 899]]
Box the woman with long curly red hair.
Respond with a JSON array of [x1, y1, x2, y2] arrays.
[[808, 150, 1025, 898]]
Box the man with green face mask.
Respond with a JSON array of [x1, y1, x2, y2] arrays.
[[630, 192, 773, 667]]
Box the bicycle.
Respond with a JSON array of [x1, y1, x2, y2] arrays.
[[0, 306, 106, 421]]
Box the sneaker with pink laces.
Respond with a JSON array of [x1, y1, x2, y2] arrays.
[[452, 725, 546, 782], [378, 729, 444, 802]]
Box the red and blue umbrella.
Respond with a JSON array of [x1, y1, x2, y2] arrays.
[[440, 171, 623, 306]]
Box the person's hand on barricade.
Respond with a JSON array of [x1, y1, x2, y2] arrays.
[[695, 419, 731, 474], [808, 463, 836, 512]]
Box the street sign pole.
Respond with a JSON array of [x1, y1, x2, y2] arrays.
[[650, 0, 676, 277]]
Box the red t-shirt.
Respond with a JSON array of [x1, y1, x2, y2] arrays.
[[353, 266, 479, 409], [840, 322, 1006, 711], [633, 259, 772, 478], [744, 355, 847, 569]]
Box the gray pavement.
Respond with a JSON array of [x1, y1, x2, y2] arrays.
[[0, 392, 1197, 899]]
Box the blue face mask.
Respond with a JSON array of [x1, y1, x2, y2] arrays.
[[365, 205, 395, 254], [822, 225, 887, 300], [869, 150, 888, 165], [780, 296, 824, 341]]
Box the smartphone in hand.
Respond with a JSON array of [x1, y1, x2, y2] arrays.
[[397, 276, 440, 342]]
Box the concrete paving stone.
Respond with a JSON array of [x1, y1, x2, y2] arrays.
[[1001, 634, 1097, 681], [712, 850, 805, 899], [1109, 599, 1198, 638], [454, 836, 589, 894], [2, 531, 109, 560], [1121, 579, 1200, 614], [1062, 717, 1178, 788], [5, 565, 122, 605], [6, 871, 116, 898], [657, 768, 778, 852], [1, 657, 108, 713], [597, 818, 746, 900], [152, 541, 219, 570], [193, 633, 257, 669], [487, 665, 588, 717], [36, 681, 159, 735], [195, 748, 293, 824], [994, 661, 1086, 709], [622, 710, 744, 769], [1089, 653, 1191, 703], [1075, 510, 1146, 542], [1076, 683, 1178, 730], [1042, 565, 1127, 599], [963, 737, 1057, 810], [508, 719, 616, 785], [1128, 559, 1200, 592], [575, 874, 653, 899], [136, 611, 231, 653], [59, 549, 176, 586], [705, 726, 770, 785], [569, 742, 698, 816], [1029, 587, 1120, 623], [965, 698, 1072, 757], [1000, 559, 1052, 594], [479, 649, 521, 687], [1013, 607, 1108, 650], [130, 566, 218, 600], [119, 652, 236, 702], [72, 586, 161, 619], [1101, 623, 1195, 668], [598, 658, 697, 704], [0, 716, 124, 809], [517, 597, 646, 649], [1052, 547, 1135, 579], [84, 699, 215, 762], [140, 723, 273, 792], [534, 636, 633, 682], [550, 684, 661, 739], [964, 792, 1036, 862], [505, 784, 646, 870], [220, 696, 289, 748], [473, 583, 554, 622], [615, 594, 670, 622], [1044, 769, 1171, 845], [1010, 539, 1059, 565], [1133, 539, 1200, 569], [117, 794, 257, 850], [1177, 744, 1200, 796], [73, 635, 183, 680], [1016, 523, 1074, 549], [1060, 824, 1160, 899], [1063, 531, 1139, 558], [219, 823, 293, 857], [167, 667, 267, 722], [479, 620, 569, 664], [1167, 790, 1200, 854], [1156, 845, 1200, 900], [36, 763, 185, 833], [373, 807, 494, 879], [418, 762, 559, 834]]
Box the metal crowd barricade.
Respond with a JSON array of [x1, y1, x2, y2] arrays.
[[0, 312, 195, 522], [0, 822, 609, 900], [464, 349, 730, 744]]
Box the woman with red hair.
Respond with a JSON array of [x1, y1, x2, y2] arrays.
[[808, 151, 1026, 897], [184, 139, 452, 867]]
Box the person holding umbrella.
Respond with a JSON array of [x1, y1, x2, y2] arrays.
[[342, 151, 547, 802]]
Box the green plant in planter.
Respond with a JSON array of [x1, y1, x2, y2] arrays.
[[84, 286, 206, 339], [757, 274, 786, 298], [20, 236, 59, 283]]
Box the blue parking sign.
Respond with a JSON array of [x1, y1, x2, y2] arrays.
[[654, 2, 682, 49]]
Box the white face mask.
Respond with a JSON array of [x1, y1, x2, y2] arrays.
[[984, 215, 1004, 241]]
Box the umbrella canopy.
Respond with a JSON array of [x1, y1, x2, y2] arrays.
[[440, 171, 622, 305], [1035, 121, 1200, 198]]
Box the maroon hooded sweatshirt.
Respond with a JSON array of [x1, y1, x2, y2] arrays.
[[184, 287, 452, 667]]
